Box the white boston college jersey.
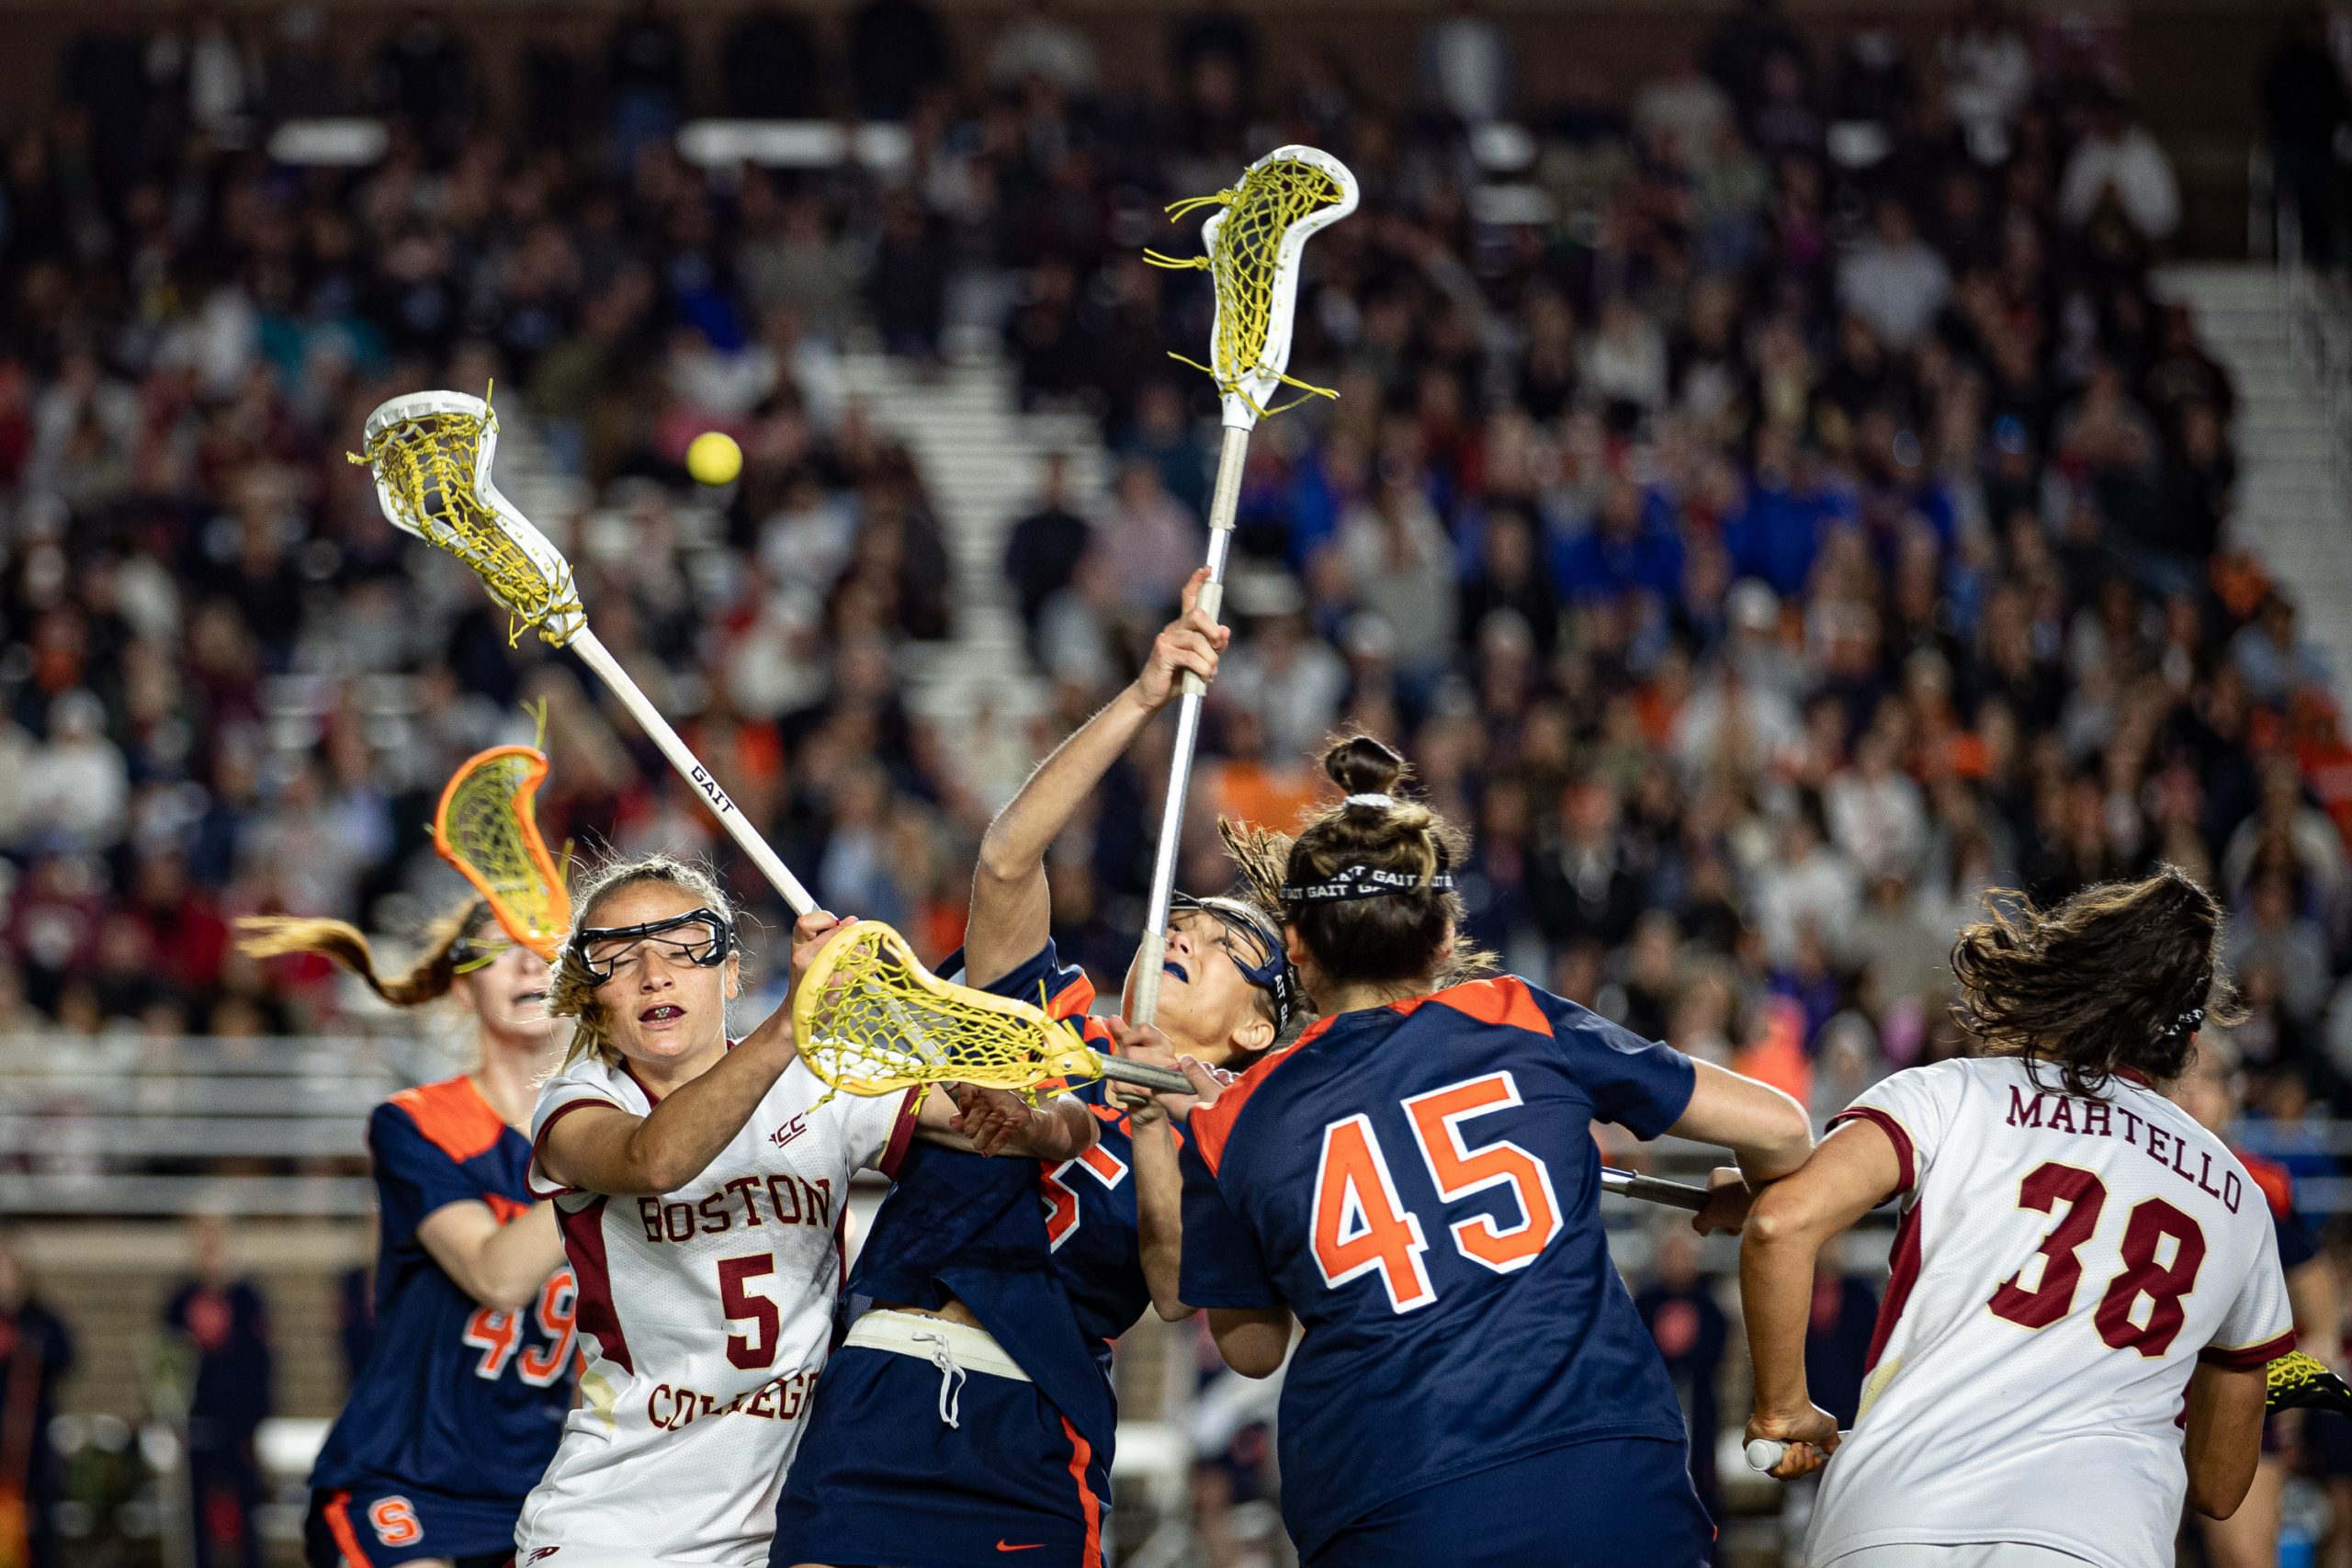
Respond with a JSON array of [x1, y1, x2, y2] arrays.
[[517, 1049, 917, 1565], [1807, 1055, 2293, 1568]]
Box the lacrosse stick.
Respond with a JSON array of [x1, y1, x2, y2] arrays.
[[434, 738, 571, 961], [795, 921, 1193, 1100], [353, 390, 815, 917], [1131, 145, 1359, 1027]]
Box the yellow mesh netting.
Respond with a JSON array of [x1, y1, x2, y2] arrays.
[[1146, 156, 1348, 418], [794, 922, 1098, 1103], [434, 741, 571, 961], [350, 393, 583, 647]]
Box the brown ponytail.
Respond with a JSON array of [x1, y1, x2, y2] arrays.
[[1279, 736, 1495, 988], [1949, 865, 2246, 1098], [236, 903, 491, 1008]]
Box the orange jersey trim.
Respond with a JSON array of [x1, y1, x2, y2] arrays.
[[387, 1076, 510, 1164], [1058, 1416, 1103, 1568], [320, 1492, 371, 1568], [1424, 975, 1554, 1036], [2237, 1148, 2295, 1219]]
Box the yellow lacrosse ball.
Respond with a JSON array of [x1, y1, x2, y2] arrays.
[[686, 432, 742, 486]]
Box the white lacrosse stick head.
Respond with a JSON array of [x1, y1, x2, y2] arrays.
[[355, 390, 586, 647], [1154, 144, 1360, 430]]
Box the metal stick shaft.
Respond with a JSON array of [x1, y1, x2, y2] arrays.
[[1095, 1056, 1197, 1095], [1132, 423, 1252, 1029], [1598, 1167, 1710, 1213], [571, 627, 818, 916]]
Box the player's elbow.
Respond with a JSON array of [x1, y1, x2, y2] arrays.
[[1743, 1093, 1816, 1179], [470, 1273, 541, 1315], [1742, 1181, 1820, 1251], [972, 829, 1035, 888], [2189, 1464, 2256, 1521], [1152, 1293, 1198, 1323]]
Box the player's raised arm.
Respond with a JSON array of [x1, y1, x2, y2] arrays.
[[966, 568, 1227, 988], [415, 1201, 565, 1314]]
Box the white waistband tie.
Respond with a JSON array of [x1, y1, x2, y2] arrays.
[[908, 1328, 967, 1429]]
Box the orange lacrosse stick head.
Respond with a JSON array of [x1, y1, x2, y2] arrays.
[[432, 744, 571, 962]]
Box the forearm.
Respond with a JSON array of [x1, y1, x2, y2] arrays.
[[419, 1201, 567, 1313], [559, 1023, 797, 1195], [967, 684, 1158, 985], [913, 1089, 1098, 1161], [1739, 1224, 1825, 1416], [470, 1205, 568, 1309], [1130, 1114, 1192, 1319]]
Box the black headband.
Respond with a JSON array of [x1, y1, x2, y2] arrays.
[[1280, 864, 1457, 906]]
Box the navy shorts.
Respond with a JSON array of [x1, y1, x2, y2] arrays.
[[1306, 1435, 1713, 1568], [770, 1346, 1108, 1568], [306, 1484, 520, 1568]]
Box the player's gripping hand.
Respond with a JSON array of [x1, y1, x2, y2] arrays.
[[942, 1084, 1090, 1160], [1101, 1019, 1227, 1124], [1134, 568, 1231, 711], [1745, 1402, 1841, 1481], [788, 910, 857, 995], [1691, 1166, 1756, 1236]]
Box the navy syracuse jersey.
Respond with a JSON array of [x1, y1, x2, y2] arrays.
[[845, 941, 1158, 1469], [311, 1076, 576, 1503], [1179, 976, 1698, 1561]]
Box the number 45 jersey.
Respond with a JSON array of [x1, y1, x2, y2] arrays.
[[520, 1050, 919, 1565], [1808, 1055, 2293, 1568], [1179, 976, 1700, 1563]]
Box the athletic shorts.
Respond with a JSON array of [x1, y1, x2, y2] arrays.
[[1305, 1435, 1713, 1568], [306, 1484, 521, 1568], [770, 1314, 1108, 1568], [1818, 1548, 2095, 1567]]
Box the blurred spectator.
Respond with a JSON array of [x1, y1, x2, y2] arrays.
[[1804, 1235, 1883, 1428], [2057, 90, 2183, 243], [1636, 1227, 1728, 1538], [723, 7, 824, 118], [1838, 201, 1952, 351], [163, 1215, 273, 1568], [0, 1232, 74, 1568], [2262, 7, 2350, 265], [1419, 1, 1510, 129], [1098, 460, 1201, 615], [989, 0, 1095, 96], [1941, 1, 2033, 159], [1004, 454, 1095, 649]]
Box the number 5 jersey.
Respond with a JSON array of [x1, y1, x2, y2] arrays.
[[1178, 975, 1701, 1563], [1807, 1055, 2293, 1568], [520, 1049, 919, 1564]]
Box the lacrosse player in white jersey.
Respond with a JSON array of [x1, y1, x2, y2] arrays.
[[515, 854, 1095, 1568], [1738, 867, 2292, 1568]]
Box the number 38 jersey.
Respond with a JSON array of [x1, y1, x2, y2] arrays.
[[519, 1049, 918, 1565], [1809, 1056, 2294, 1568], [1179, 976, 1698, 1562], [311, 1076, 579, 1505]]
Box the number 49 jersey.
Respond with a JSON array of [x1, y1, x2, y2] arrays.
[[311, 1076, 578, 1505], [1809, 1056, 2293, 1568], [1179, 976, 1699, 1562]]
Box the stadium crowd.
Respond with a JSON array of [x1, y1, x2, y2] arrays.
[[4, 0, 2352, 1562]]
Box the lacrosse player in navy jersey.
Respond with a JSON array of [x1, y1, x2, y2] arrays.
[[1159, 737, 1815, 1568], [238, 904, 576, 1568], [775, 571, 1299, 1568]]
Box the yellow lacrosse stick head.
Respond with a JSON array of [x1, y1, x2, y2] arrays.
[[792, 920, 1112, 1102], [352, 389, 586, 647], [1146, 144, 1360, 427], [434, 743, 571, 962]]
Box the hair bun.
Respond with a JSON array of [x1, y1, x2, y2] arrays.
[[1323, 734, 1406, 798]]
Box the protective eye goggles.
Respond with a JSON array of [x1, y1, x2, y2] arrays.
[[1170, 893, 1297, 1037], [448, 905, 509, 976], [570, 908, 735, 985]]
